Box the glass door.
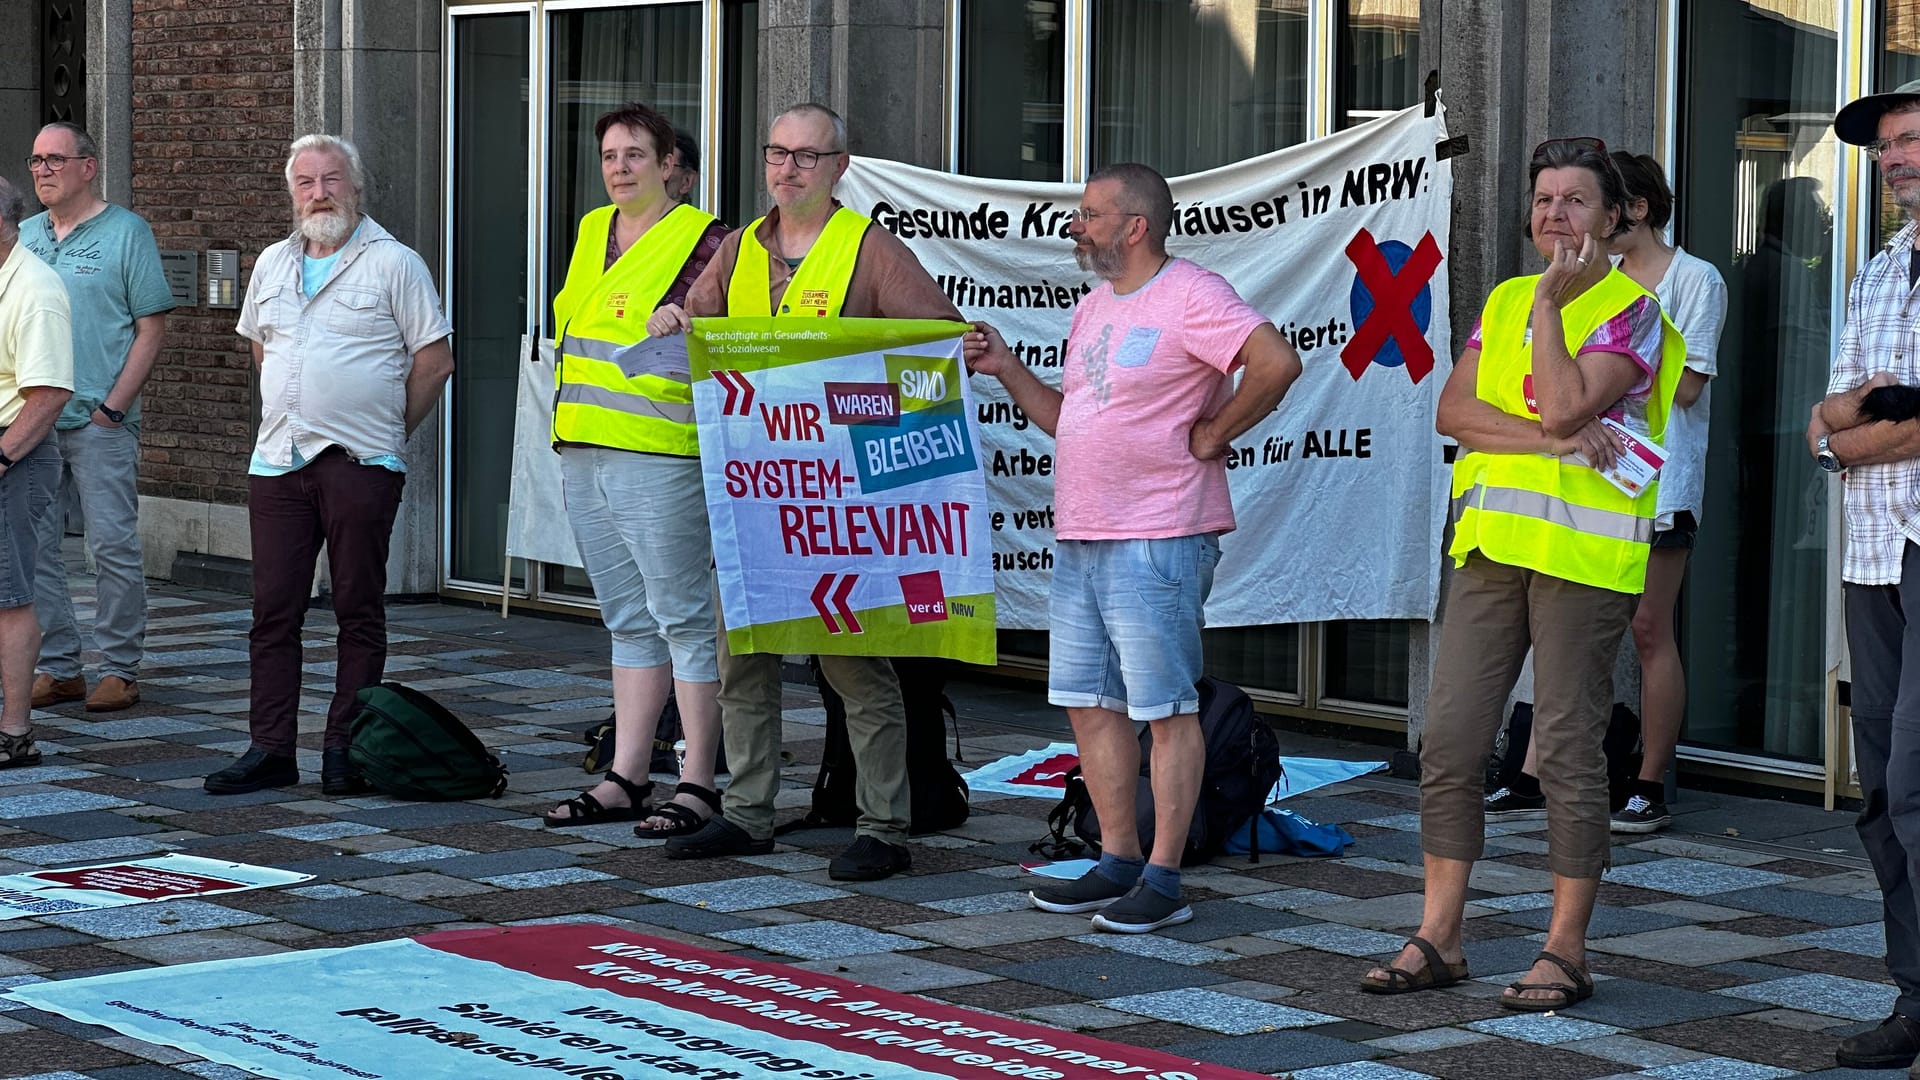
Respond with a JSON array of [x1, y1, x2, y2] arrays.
[[447, 6, 535, 588], [1675, 0, 1838, 764]]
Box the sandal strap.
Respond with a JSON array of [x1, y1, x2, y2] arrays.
[[606, 771, 653, 806], [1405, 935, 1450, 978], [644, 801, 706, 829], [1532, 950, 1591, 991], [559, 791, 606, 819], [674, 781, 722, 815]]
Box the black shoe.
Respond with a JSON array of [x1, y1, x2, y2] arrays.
[[664, 815, 773, 860], [828, 835, 911, 881], [1838, 1013, 1920, 1069], [1485, 786, 1546, 821], [321, 747, 369, 797], [204, 748, 299, 795]]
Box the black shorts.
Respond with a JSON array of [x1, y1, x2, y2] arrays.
[[1652, 510, 1697, 550]]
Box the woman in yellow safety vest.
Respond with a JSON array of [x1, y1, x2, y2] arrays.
[[541, 103, 731, 836], [1358, 137, 1683, 1011]]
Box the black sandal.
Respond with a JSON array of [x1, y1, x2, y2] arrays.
[[543, 770, 651, 828], [0, 728, 41, 770], [633, 782, 722, 839], [1501, 949, 1594, 1012], [1358, 934, 1469, 995]]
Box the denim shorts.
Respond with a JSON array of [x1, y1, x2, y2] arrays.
[[1047, 534, 1220, 721], [0, 437, 60, 609]]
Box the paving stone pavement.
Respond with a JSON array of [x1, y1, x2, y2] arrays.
[[0, 575, 1898, 1078]]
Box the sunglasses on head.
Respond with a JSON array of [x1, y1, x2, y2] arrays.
[[1531, 136, 1608, 162]]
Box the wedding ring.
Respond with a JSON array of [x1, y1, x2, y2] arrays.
[[1576, 257, 1589, 267]]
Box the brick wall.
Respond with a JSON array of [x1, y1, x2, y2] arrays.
[[130, 0, 293, 506]]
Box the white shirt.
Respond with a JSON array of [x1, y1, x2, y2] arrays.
[[1830, 219, 1920, 585], [236, 216, 451, 469], [1652, 246, 1729, 528]]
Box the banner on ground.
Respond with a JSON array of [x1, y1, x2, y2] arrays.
[[0, 854, 312, 921], [6, 924, 1268, 1080], [839, 101, 1455, 628], [963, 742, 1387, 804], [691, 318, 995, 663]]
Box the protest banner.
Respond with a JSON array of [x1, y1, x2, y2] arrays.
[[691, 318, 995, 663], [838, 101, 1455, 628], [6, 924, 1270, 1080], [963, 742, 1385, 804], [0, 854, 312, 921]]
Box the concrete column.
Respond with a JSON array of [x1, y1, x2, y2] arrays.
[[0, 0, 39, 205], [293, 0, 445, 596], [1407, 0, 1662, 754], [759, 0, 947, 170], [85, 0, 133, 207]]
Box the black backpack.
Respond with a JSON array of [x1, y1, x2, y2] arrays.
[[581, 692, 728, 776], [348, 683, 509, 801], [1034, 676, 1282, 865], [788, 656, 971, 835]]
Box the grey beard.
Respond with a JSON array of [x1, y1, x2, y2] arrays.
[[1076, 242, 1127, 281], [299, 209, 355, 248]]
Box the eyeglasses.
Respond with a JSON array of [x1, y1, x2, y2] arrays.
[[1867, 131, 1920, 159], [24, 154, 91, 173], [1071, 208, 1145, 224], [763, 146, 843, 169], [1530, 136, 1608, 162]]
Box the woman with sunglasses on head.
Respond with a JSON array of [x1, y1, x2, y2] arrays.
[[1359, 137, 1683, 1011], [541, 103, 730, 836]]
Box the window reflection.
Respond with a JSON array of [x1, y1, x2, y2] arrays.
[[961, 0, 1065, 181], [1337, 0, 1420, 130], [1677, 0, 1836, 761]]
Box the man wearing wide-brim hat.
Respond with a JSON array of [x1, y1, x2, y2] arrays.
[[1811, 76, 1920, 1075]]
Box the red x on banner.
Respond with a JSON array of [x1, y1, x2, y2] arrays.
[[1340, 229, 1444, 384]]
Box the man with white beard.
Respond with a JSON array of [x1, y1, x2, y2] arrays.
[[205, 135, 453, 796]]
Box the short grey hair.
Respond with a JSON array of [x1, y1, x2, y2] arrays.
[[777, 103, 847, 153], [0, 176, 23, 241], [283, 134, 367, 191], [39, 122, 101, 164]]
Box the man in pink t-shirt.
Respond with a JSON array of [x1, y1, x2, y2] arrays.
[[964, 163, 1301, 934]]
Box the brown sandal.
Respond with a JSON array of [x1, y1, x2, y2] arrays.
[[1359, 935, 1469, 995], [1500, 949, 1594, 1011], [0, 728, 41, 770]]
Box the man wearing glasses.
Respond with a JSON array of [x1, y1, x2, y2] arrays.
[[20, 123, 173, 715], [1811, 77, 1920, 1073], [964, 164, 1300, 933], [651, 103, 959, 881]]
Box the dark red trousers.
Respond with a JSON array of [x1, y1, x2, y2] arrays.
[[247, 448, 405, 753]]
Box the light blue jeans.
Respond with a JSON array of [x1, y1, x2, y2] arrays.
[[34, 422, 146, 680], [560, 447, 718, 681], [1047, 534, 1220, 721]]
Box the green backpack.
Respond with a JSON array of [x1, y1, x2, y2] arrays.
[[348, 682, 509, 801]]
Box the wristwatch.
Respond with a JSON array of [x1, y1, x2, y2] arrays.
[[1817, 434, 1843, 474], [96, 404, 125, 423], [0, 449, 13, 469]]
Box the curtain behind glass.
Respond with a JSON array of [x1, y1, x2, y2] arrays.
[[449, 14, 531, 587], [1678, 0, 1836, 762], [545, 5, 702, 323], [1337, 0, 1420, 130], [1092, 0, 1307, 174], [962, 0, 1066, 180]]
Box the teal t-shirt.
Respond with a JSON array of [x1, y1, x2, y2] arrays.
[[20, 204, 176, 431]]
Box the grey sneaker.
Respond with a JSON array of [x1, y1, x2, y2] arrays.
[[1029, 868, 1131, 914], [1090, 883, 1194, 934], [1610, 794, 1672, 834], [1485, 786, 1546, 821]]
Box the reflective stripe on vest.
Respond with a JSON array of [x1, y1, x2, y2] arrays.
[[1447, 269, 1685, 594], [726, 208, 869, 318], [550, 202, 714, 455]]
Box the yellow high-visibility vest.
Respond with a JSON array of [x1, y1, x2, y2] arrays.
[[726, 207, 869, 317], [1448, 269, 1685, 594], [551, 202, 714, 456]]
